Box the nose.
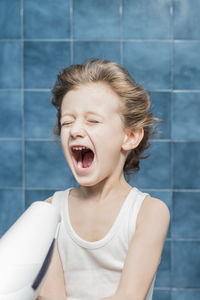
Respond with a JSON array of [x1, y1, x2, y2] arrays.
[[70, 119, 86, 138]]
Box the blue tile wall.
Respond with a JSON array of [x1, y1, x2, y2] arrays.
[[130, 142, 171, 189], [24, 91, 56, 139], [173, 142, 200, 189], [0, 189, 23, 236], [0, 91, 22, 138], [24, 41, 70, 89], [123, 41, 172, 90], [172, 92, 200, 140], [0, 0, 21, 39], [73, 42, 121, 65], [174, 41, 200, 89], [0, 141, 22, 187], [173, 0, 200, 40], [73, 0, 121, 40], [123, 0, 172, 39], [0, 0, 199, 298], [0, 41, 22, 88], [172, 289, 200, 300], [25, 141, 74, 189], [172, 241, 200, 287], [173, 192, 200, 238], [24, 0, 70, 39], [154, 290, 171, 300]]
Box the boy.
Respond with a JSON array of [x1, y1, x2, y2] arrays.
[[38, 59, 170, 300]]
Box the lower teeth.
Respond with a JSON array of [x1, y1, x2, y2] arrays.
[[77, 161, 82, 168]]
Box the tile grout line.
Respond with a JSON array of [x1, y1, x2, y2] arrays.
[[155, 287, 200, 291], [1, 38, 200, 42], [120, 0, 123, 65], [70, 0, 73, 64], [21, 0, 25, 212], [170, 0, 174, 296]]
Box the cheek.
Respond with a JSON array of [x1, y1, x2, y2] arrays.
[[60, 127, 68, 138], [60, 129, 69, 151], [60, 131, 65, 146]]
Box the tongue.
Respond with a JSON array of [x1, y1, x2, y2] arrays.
[[82, 150, 94, 168]]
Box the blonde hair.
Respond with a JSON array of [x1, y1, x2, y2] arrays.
[[51, 58, 163, 176]]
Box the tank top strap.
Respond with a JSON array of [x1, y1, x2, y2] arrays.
[[51, 188, 71, 218], [128, 187, 150, 244]]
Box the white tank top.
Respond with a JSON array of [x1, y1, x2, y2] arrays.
[[51, 187, 157, 300]]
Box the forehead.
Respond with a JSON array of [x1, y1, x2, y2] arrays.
[[61, 82, 122, 116]]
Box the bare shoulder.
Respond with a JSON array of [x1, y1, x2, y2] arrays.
[[44, 196, 53, 204], [136, 195, 170, 229]]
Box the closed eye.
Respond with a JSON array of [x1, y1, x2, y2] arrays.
[[61, 120, 99, 126], [88, 120, 99, 123], [61, 122, 71, 126]]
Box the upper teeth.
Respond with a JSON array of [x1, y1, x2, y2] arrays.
[[72, 146, 88, 150]]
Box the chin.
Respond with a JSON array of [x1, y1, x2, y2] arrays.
[[73, 174, 102, 187], [76, 182, 96, 188]]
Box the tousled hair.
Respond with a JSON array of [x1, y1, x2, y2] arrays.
[[51, 58, 163, 176]]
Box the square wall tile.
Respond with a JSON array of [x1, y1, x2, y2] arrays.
[[0, 41, 21, 88], [73, 42, 121, 65], [0, 0, 21, 38], [73, 0, 121, 40], [25, 189, 58, 209], [174, 42, 200, 90], [172, 92, 200, 140], [172, 289, 200, 300], [123, 42, 171, 90], [172, 241, 200, 288], [24, 0, 70, 38], [0, 91, 22, 138], [0, 189, 23, 237], [25, 141, 74, 189], [123, 0, 171, 39], [0, 141, 22, 187], [24, 42, 70, 89], [128, 142, 171, 189], [155, 240, 171, 287], [24, 91, 57, 139], [173, 142, 200, 189], [153, 290, 171, 300], [149, 92, 171, 140], [173, 0, 200, 39], [172, 192, 200, 238]]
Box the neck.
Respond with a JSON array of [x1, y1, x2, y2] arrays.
[[77, 173, 132, 205]]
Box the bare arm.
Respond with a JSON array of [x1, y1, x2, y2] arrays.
[[101, 196, 170, 300], [37, 197, 66, 300]]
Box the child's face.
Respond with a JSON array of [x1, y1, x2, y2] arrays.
[[60, 82, 128, 186]]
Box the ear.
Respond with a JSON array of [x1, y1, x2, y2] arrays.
[[122, 127, 144, 152]]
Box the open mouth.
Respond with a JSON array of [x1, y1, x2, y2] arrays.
[[71, 147, 94, 169]]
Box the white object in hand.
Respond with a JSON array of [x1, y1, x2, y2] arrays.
[[0, 201, 61, 300]]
